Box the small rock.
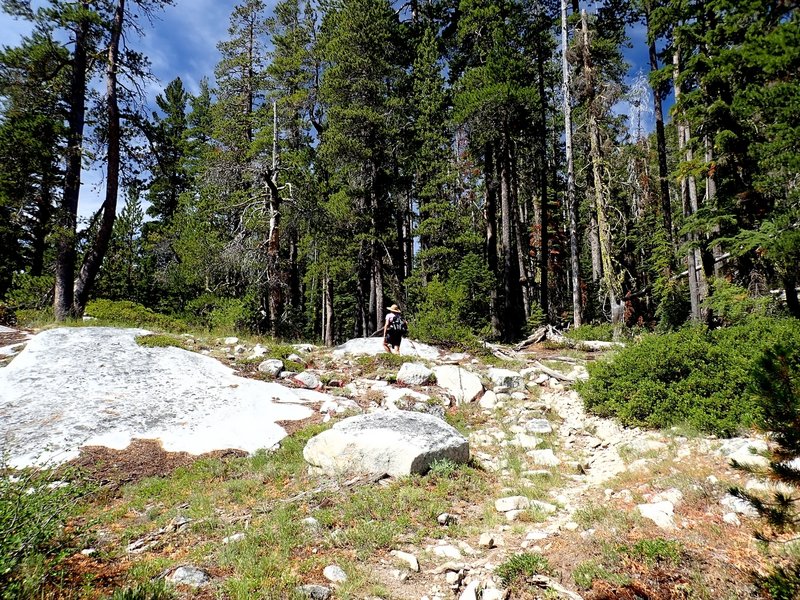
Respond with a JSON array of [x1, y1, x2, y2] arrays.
[[482, 589, 505, 600], [249, 344, 268, 358], [296, 584, 332, 600], [287, 353, 306, 364], [445, 571, 462, 586], [438, 512, 458, 526], [397, 362, 434, 386], [478, 533, 495, 548], [258, 359, 284, 376], [323, 564, 347, 583], [525, 419, 553, 434], [391, 550, 420, 572], [302, 517, 321, 530], [223, 337, 239, 345], [432, 544, 462, 560], [459, 580, 480, 600], [495, 496, 530, 512], [80, 548, 96, 556], [651, 488, 683, 505], [526, 530, 548, 541], [166, 565, 212, 587], [294, 371, 322, 390], [527, 449, 560, 467], [723, 512, 741, 526], [222, 532, 245, 544], [637, 501, 676, 530], [488, 368, 523, 389], [479, 391, 498, 409], [505, 509, 524, 522]]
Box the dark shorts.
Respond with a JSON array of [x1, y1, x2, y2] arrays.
[[385, 331, 402, 347]]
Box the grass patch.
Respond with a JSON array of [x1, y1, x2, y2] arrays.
[[134, 334, 186, 349], [573, 559, 631, 589], [108, 580, 176, 600], [495, 552, 551, 586], [620, 538, 682, 568]]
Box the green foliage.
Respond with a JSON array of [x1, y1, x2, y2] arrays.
[[566, 323, 615, 342], [108, 581, 176, 600], [0, 464, 88, 598], [579, 317, 800, 436], [183, 294, 255, 332], [4, 272, 53, 310], [408, 254, 494, 348], [85, 300, 187, 332], [134, 334, 186, 349], [495, 553, 551, 586], [702, 278, 773, 326]]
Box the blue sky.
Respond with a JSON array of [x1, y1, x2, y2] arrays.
[[1, 1, 658, 220]]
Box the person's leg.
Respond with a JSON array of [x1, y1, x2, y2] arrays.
[[383, 339, 391, 353]]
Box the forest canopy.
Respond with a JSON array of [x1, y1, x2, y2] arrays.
[[1, 0, 798, 344]]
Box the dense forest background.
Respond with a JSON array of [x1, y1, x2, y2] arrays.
[[1, 0, 798, 344]]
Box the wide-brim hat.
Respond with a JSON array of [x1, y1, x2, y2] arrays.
[[387, 304, 402, 313]]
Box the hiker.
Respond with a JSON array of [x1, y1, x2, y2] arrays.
[[382, 304, 407, 354]]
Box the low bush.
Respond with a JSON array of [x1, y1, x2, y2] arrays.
[[0, 303, 16, 326], [85, 299, 187, 332], [578, 316, 800, 436]]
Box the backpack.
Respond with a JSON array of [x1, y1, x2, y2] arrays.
[[388, 314, 408, 336]]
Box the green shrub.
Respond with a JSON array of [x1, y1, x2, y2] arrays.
[[0, 464, 89, 598], [573, 560, 630, 589], [85, 299, 186, 332], [703, 277, 773, 326], [183, 293, 255, 332], [4, 272, 53, 311], [578, 317, 800, 436], [495, 553, 551, 586]]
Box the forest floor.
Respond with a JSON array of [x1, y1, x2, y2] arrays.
[[4, 328, 779, 600]]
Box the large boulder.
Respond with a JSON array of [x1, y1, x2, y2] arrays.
[[432, 365, 484, 405], [303, 411, 469, 477], [397, 362, 434, 386]]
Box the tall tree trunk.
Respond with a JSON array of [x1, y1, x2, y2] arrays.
[[536, 34, 550, 321], [54, 1, 90, 321], [484, 143, 502, 338], [582, 9, 623, 326], [645, 3, 672, 243], [561, 0, 581, 327], [373, 242, 383, 334], [500, 133, 519, 341], [589, 212, 602, 284], [323, 272, 335, 345], [673, 49, 709, 322], [267, 101, 282, 335], [74, 0, 125, 315]]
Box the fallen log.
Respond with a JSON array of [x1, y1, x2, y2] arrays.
[[532, 360, 575, 382], [514, 325, 548, 351], [546, 325, 624, 351]]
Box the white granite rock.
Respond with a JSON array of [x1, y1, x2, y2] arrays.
[[432, 365, 484, 405]]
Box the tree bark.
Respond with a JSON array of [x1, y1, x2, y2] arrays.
[[323, 272, 334, 345], [536, 32, 550, 321], [561, 0, 581, 327], [673, 48, 709, 322], [54, 0, 90, 321], [500, 132, 520, 340], [73, 0, 125, 315], [485, 143, 502, 338], [581, 9, 623, 326]]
